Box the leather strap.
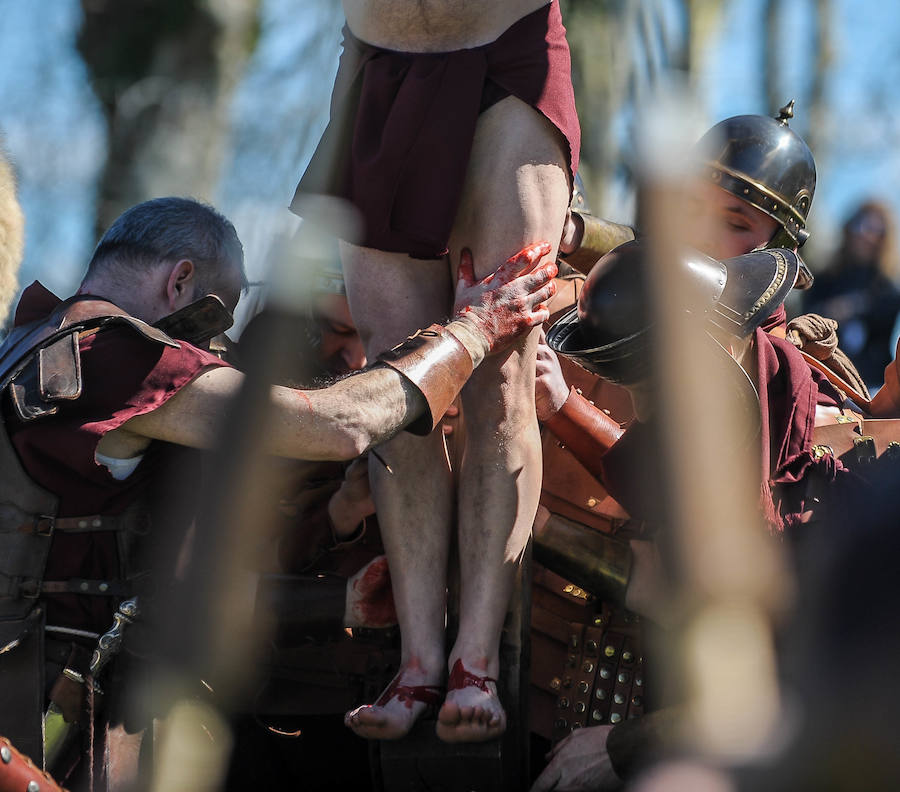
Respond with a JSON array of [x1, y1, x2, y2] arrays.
[[377, 324, 474, 436], [39, 579, 132, 597], [812, 418, 900, 467], [447, 658, 496, 693], [375, 677, 444, 707], [797, 348, 872, 410], [12, 513, 129, 535]]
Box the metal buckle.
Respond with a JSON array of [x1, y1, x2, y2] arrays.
[[33, 514, 55, 537], [854, 435, 876, 465], [18, 578, 41, 599]]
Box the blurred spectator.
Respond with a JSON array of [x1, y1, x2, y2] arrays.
[[0, 145, 24, 330], [804, 201, 900, 386]]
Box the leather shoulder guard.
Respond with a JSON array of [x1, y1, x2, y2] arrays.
[[0, 296, 179, 422]]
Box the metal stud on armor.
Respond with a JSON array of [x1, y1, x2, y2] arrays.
[[548, 601, 645, 743]]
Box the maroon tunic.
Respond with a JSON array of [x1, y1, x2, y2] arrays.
[[754, 328, 845, 531], [595, 330, 844, 529], [292, 0, 581, 258], [3, 283, 229, 633], [541, 327, 844, 529]]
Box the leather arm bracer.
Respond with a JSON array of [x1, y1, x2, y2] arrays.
[[561, 212, 636, 275], [0, 736, 67, 792], [377, 324, 474, 436], [545, 386, 625, 484]]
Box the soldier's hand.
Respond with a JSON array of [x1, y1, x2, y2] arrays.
[[559, 209, 585, 256], [531, 725, 622, 791], [452, 242, 557, 355], [344, 555, 397, 629], [535, 330, 571, 421], [328, 456, 376, 540], [441, 401, 460, 437]]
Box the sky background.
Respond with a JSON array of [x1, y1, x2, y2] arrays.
[[0, 0, 898, 312]]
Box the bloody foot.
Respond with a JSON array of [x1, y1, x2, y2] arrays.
[[435, 658, 506, 743], [345, 662, 443, 741]]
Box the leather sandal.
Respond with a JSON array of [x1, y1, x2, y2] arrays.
[[374, 674, 444, 714], [447, 658, 497, 693]]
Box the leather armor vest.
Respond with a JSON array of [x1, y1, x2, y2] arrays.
[[0, 295, 177, 762]]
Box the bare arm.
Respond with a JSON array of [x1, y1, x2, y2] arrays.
[[111, 242, 557, 461], [117, 328, 455, 462]]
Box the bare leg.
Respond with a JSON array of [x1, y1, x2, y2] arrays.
[[341, 246, 454, 739], [437, 95, 570, 742]]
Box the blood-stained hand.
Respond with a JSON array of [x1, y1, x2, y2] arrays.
[[328, 456, 376, 540], [530, 725, 621, 792], [535, 329, 571, 422], [344, 555, 397, 629], [452, 242, 558, 354]]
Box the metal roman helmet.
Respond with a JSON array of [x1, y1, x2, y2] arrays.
[[696, 100, 816, 287], [571, 171, 591, 215], [546, 241, 800, 386]]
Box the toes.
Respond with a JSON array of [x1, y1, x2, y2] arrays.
[[345, 706, 364, 726], [355, 706, 386, 727], [438, 700, 461, 725]]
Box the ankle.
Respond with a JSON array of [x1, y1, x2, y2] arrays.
[[447, 651, 498, 677], [400, 652, 444, 678]]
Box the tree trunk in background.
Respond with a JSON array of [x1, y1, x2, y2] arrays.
[[807, 0, 832, 162], [77, 0, 257, 235], [560, 0, 618, 215], [763, 0, 779, 116], [563, 0, 692, 223], [686, 0, 721, 79]]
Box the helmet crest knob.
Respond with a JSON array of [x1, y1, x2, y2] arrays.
[[776, 100, 795, 125]]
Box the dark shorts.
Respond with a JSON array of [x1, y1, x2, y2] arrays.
[[291, 1, 581, 259]]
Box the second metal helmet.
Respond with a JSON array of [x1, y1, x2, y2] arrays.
[[570, 171, 591, 216], [696, 101, 816, 285], [546, 241, 800, 386]]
